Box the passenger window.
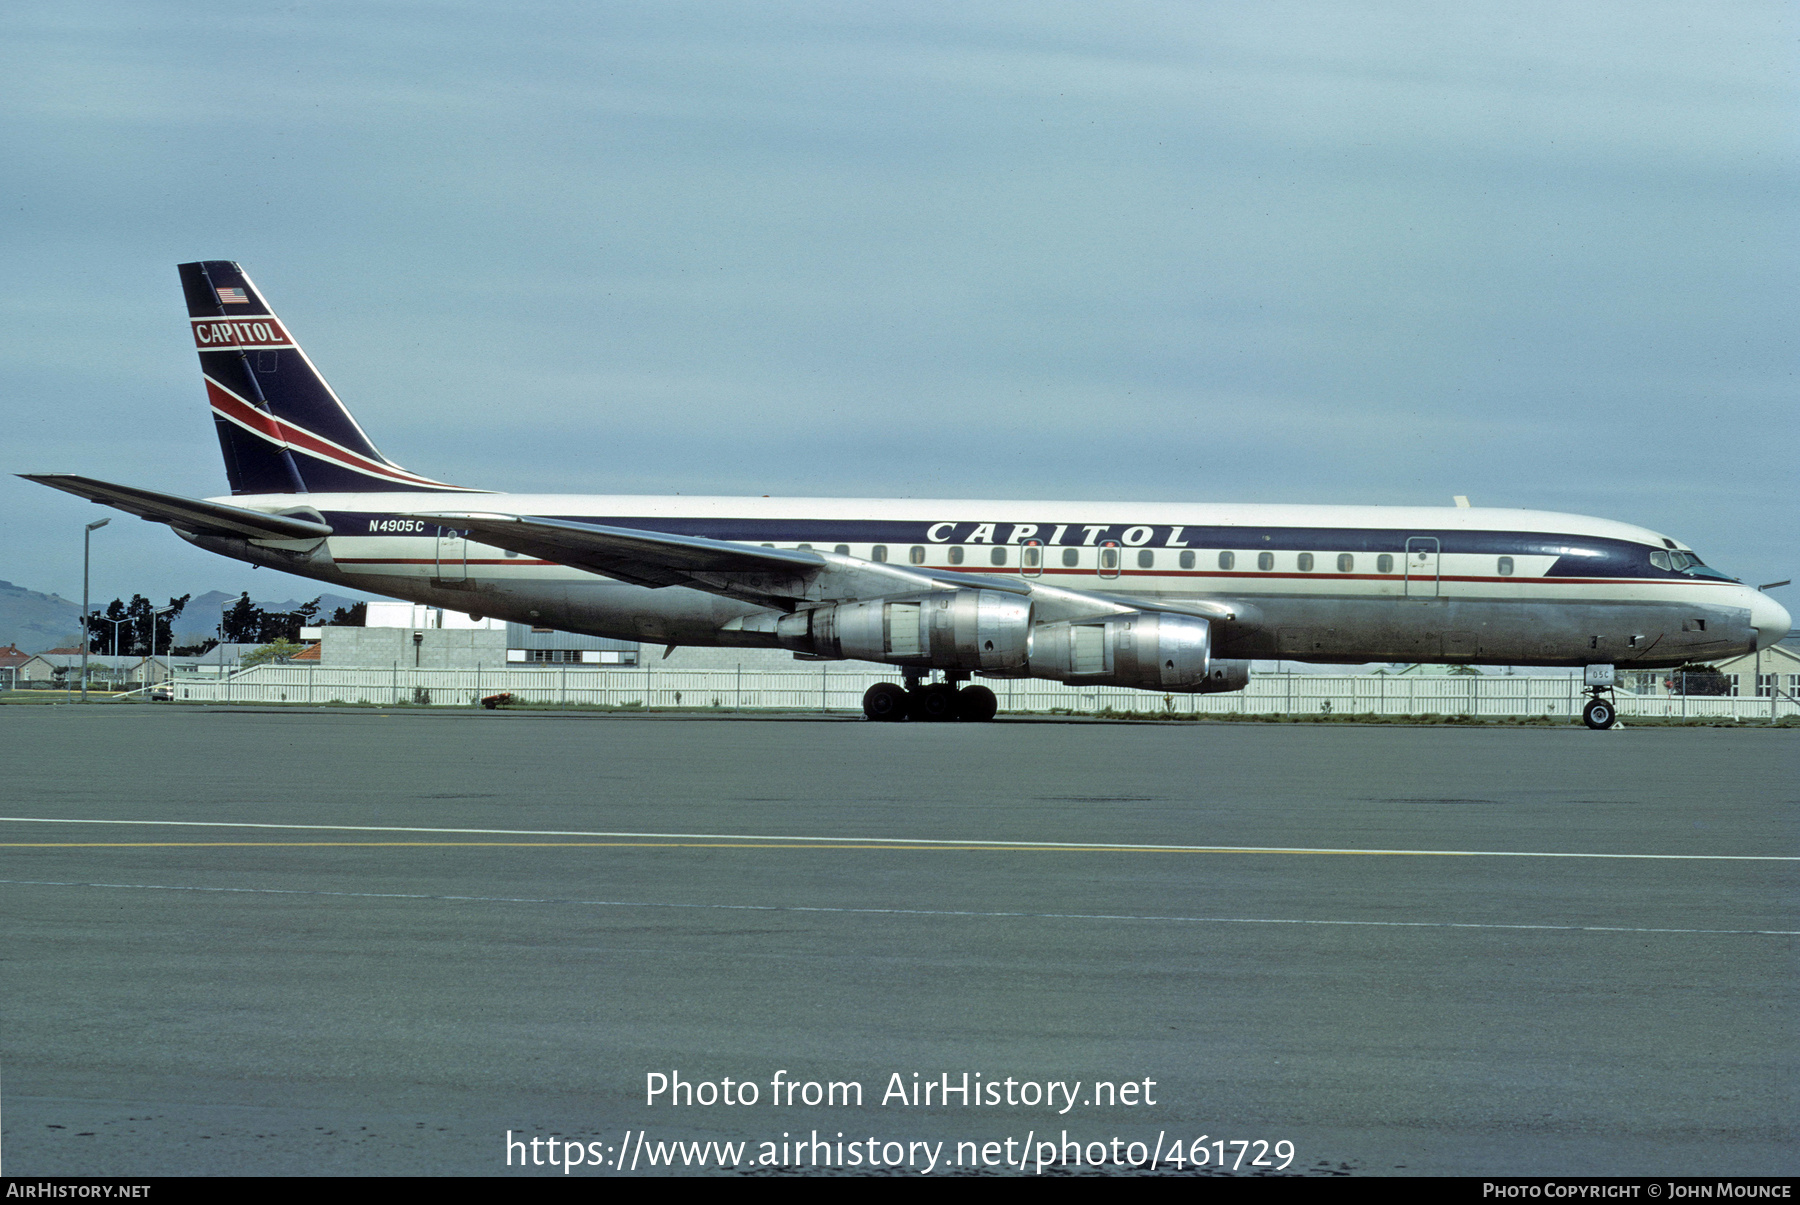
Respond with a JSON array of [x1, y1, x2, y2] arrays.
[[1257, 552, 1274, 571], [1497, 556, 1514, 576], [1098, 541, 1121, 579], [990, 547, 1007, 566], [1377, 553, 1393, 573], [798, 543, 813, 550], [909, 546, 926, 564], [1338, 553, 1354, 573], [1062, 548, 1080, 567], [834, 544, 850, 555], [1021, 541, 1042, 577], [1297, 553, 1314, 572], [1180, 550, 1196, 569], [1216, 551, 1232, 570], [872, 545, 888, 562], [1137, 550, 1154, 569], [948, 546, 964, 565]]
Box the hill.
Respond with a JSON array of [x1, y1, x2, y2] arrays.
[[0, 580, 84, 651]]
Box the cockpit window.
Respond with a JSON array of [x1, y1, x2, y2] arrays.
[[1652, 549, 1736, 581]]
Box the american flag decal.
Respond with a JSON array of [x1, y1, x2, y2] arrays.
[[216, 286, 249, 304]]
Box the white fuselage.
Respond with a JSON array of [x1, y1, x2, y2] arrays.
[[192, 492, 1789, 671]]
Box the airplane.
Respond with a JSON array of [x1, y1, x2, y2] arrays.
[[22, 261, 1791, 729]]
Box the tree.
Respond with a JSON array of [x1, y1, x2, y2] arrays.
[[260, 597, 321, 642], [86, 597, 129, 655], [328, 601, 366, 626], [220, 594, 321, 643], [240, 638, 306, 668], [222, 593, 262, 643], [150, 594, 189, 655], [88, 593, 189, 656]]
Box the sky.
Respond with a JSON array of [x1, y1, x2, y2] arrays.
[[2, 1, 1794, 609]]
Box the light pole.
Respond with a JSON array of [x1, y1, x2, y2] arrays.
[[153, 605, 175, 696], [96, 614, 129, 657], [91, 613, 130, 690], [80, 518, 110, 701]]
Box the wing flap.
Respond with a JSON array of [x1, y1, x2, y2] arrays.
[[20, 473, 333, 540]]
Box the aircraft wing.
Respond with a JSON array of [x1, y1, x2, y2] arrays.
[[428, 512, 1037, 605], [428, 513, 827, 590], [1087, 590, 1249, 624], [19, 473, 333, 540], [423, 513, 1264, 631]]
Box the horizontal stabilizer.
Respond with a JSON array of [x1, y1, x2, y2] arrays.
[[426, 513, 824, 589], [19, 474, 333, 540]]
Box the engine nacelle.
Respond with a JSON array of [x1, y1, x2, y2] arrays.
[[1029, 612, 1247, 693], [777, 589, 1032, 671]]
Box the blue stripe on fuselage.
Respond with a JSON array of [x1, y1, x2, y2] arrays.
[[322, 513, 1724, 583]]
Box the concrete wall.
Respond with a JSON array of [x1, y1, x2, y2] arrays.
[[319, 626, 507, 669]]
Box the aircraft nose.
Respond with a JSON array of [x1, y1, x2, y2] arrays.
[[1750, 589, 1791, 650]]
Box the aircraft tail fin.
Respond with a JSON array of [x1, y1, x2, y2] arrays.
[[179, 261, 469, 495]]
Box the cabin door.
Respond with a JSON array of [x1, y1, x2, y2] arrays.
[[436, 527, 468, 582], [1404, 536, 1439, 597]]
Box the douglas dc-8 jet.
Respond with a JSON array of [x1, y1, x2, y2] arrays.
[[24, 262, 1791, 728]]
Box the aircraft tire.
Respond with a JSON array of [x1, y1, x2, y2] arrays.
[[1582, 698, 1617, 730], [862, 682, 910, 722], [955, 684, 998, 722], [910, 684, 959, 722]]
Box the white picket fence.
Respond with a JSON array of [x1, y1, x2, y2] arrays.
[[165, 665, 1800, 720]]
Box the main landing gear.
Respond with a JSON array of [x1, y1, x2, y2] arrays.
[[862, 674, 999, 723]]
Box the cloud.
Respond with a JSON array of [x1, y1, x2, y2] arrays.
[[1, 0, 1793, 598]]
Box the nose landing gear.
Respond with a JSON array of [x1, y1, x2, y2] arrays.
[[1581, 695, 1617, 729], [1581, 664, 1619, 730], [861, 674, 999, 722]]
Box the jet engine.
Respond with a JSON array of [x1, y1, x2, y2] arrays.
[[777, 589, 1032, 671], [1028, 612, 1248, 693]]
